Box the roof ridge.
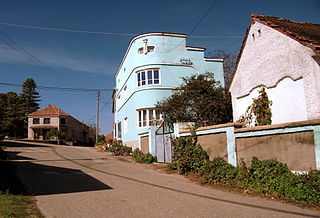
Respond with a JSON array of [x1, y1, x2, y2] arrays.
[[252, 14, 320, 27]]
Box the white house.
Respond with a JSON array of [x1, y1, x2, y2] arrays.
[[28, 105, 91, 145], [229, 14, 320, 124]]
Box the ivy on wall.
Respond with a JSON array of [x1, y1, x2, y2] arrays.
[[238, 87, 272, 127]]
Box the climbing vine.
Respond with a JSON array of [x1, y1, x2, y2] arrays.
[[238, 87, 272, 127]]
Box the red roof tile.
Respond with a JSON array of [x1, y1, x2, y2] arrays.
[[28, 105, 70, 116], [252, 14, 320, 51], [229, 15, 320, 91]]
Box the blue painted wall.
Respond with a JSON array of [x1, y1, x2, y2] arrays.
[[114, 33, 224, 146]]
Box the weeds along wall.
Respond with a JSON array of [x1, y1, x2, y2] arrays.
[[179, 119, 320, 171]]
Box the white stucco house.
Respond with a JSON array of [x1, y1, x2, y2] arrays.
[[229, 14, 320, 124], [28, 105, 91, 145]]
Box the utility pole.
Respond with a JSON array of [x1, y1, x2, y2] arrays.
[[96, 90, 100, 143]]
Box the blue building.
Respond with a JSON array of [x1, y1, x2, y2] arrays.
[[113, 32, 224, 150]]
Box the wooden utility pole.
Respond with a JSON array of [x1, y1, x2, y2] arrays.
[[96, 90, 100, 143]]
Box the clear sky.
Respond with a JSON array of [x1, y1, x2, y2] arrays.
[[0, 0, 319, 135]]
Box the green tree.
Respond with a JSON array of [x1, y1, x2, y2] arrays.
[[20, 78, 41, 137], [20, 78, 40, 115], [156, 72, 233, 127], [0, 93, 7, 134], [46, 128, 65, 141], [2, 92, 25, 137]]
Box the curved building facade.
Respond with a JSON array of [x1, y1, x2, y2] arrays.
[[114, 32, 224, 149]]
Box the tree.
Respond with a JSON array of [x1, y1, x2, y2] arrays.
[[2, 92, 25, 137], [207, 50, 237, 90], [21, 78, 40, 115], [156, 72, 233, 127], [20, 78, 41, 137], [46, 128, 65, 142]]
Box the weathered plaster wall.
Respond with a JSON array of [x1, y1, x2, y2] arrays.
[[234, 77, 308, 124], [197, 133, 227, 161], [236, 131, 316, 171], [230, 22, 320, 123]]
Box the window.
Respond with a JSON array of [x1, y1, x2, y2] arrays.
[[124, 117, 128, 134], [136, 69, 160, 87], [33, 118, 39, 124], [137, 108, 161, 127], [117, 122, 122, 139], [60, 118, 66, 125], [44, 118, 50, 124], [138, 46, 155, 54], [123, 85, 127, 100]]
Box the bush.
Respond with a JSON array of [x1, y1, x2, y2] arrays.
[[170, 135, 320, 204], [107, 140, 132, 156], [169, 134, 209, 174], [201, 157, 239, 186], [133, 148, 156, 164], [109, 145, 132, 156]]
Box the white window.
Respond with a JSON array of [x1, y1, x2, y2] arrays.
[[136, 69, 160, 87], [124, 117, 128, 134], [123, 85, 127, 100], [137, 108, 161, 127]]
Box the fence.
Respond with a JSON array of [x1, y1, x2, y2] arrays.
[[179, 120, 320, 171]]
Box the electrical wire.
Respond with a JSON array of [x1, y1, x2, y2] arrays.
[[0, 21, 241, 39], [0, 30, 71, 82], [188, 0, 217, 37], [0, 82, 113, 92], [87, 95, 113, 121]]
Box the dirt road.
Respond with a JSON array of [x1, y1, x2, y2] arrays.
[[4, 140, 319, 218]]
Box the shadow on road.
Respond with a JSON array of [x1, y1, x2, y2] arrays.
[[1, 141, 113, 196], [14, 161, 112, 196], [1, 141, 49, 148]]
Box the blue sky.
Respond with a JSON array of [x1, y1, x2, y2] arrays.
[[0, 0, 319, 135]]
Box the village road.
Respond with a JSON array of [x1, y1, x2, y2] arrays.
[[4, 140, 320, 218]]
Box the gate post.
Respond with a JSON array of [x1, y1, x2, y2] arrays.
[[149, 126, 157, 156], [226, 127, 237, 166]]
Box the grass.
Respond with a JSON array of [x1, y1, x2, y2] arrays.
[[0, 145, 44, 218]]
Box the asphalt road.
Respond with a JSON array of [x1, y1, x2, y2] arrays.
[[3, 140, 320, 218]]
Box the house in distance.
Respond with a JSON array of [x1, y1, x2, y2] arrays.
[[28, 105, 90, 145], [113, 32, 224, 149]]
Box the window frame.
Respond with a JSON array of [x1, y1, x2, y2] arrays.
[[136, 68, 160, 88], [60, 118, 66, 125], [137, 108, 161, 128], [43, 118, 50, 124], [33, 118, 40, 124]]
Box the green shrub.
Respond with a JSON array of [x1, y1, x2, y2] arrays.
[[133, 148, 142, 158], [107, 140, 132, 156], [245, 157, 320, 204], [170, 134, 320, 204], [201, 157, 239, 186], [169, 134, 209, 174], [133, 148, 156, 164], [109, 145, 132, 156]]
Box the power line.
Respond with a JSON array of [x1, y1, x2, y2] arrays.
[[0, 82, 113, 92], [87, 95, 112, 122], [0, 21, 241, 39], [188, 0, 218, 37], [0, 30, 71, 82], [0, 22, 136, 36]]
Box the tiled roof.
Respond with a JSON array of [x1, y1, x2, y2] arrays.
[[28, 105, 70, 116], [251, 14, 320, 51], [229, 14, 320, 91]]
